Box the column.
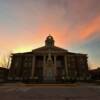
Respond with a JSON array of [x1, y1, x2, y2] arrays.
[[43, 55, 46, 80], [64, 55, 69, 79], [31, 55, 35, 79], [54, 55, 57, 79]]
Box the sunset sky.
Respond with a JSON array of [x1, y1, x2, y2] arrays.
[[0, 0, 100, 69]]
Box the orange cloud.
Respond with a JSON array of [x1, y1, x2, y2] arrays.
[[78, 16, 100, 40]]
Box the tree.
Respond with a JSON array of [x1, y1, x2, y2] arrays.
[[1, 53, 12, 69]]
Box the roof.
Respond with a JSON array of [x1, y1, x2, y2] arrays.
[[32, 46, 68, 52], [0, 67, 8, 70]]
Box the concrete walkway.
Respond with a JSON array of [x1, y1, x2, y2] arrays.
[[0, 83, 100, 100]]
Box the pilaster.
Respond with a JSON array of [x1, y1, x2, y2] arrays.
[[31, 55, 35, 79], [64, 55, 69, 79]]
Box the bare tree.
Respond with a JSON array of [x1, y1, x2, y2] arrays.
[[1, 53, 12, 69]]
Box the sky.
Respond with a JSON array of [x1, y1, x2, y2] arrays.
[[0, 0, 100, 69]]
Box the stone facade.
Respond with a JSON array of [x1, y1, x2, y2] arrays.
[[9, 35, 89, 82]]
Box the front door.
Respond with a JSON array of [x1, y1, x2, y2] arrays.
[[46, 67, 55, 81], [44, 56, 55, 82]]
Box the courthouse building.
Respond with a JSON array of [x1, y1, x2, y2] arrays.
[[9, 35, 89, 82]]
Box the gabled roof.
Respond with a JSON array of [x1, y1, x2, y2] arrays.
[[32, 46, 68, 52]]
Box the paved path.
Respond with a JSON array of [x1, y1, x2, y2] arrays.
[[0, 83, 100, 100]]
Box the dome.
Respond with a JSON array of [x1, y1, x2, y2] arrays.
[[47, 34, 54, 40]]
